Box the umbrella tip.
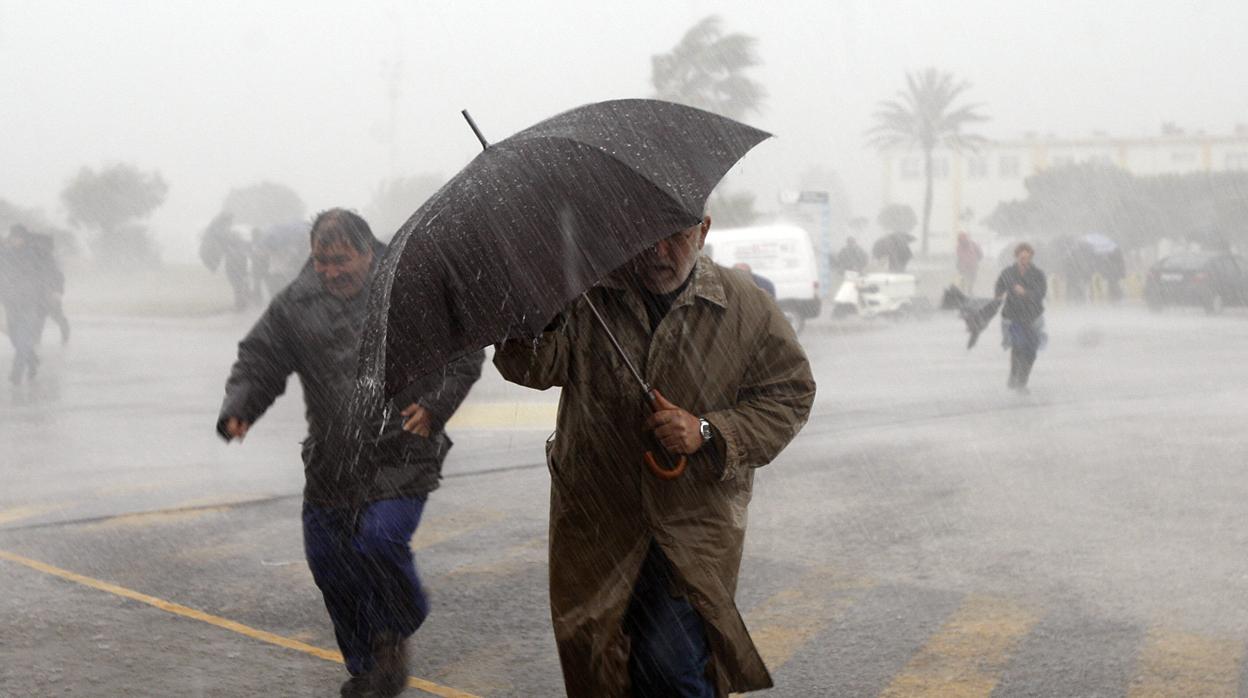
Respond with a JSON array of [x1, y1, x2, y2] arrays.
[[462, 109, 489, 150]]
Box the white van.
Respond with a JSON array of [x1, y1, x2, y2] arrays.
[[705, 224, 822, 331]]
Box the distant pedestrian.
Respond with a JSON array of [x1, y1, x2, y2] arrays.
[[995, 242, 1047, 393], [199, 212, 254, 311], [0, 225, 64, 383], [873, 232, 913, 272], [833, 236, 868, 274], [733, 262, 776, 298], [216, 209, 484, 697], [956, 231, 983, 294]]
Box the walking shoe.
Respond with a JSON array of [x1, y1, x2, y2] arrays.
[[369, 631, 408, 697], [340, 675, 375, 697]]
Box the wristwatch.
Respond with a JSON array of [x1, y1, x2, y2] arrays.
[[698, 417, 714, 444]]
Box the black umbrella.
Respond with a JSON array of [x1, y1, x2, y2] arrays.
[[354, 99, 770, 475]]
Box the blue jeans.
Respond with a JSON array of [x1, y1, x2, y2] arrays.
[[302, 498, 429, 676], [624, 542, 714, 697]]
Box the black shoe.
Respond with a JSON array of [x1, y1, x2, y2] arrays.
[[341, 675, 375, 697], [369, 632, 408, 697]]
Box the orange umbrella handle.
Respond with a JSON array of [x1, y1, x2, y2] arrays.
[[644, 450, 687, 480]]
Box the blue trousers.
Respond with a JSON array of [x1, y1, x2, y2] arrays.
[[624, 542, 715, 697], [302, 498, 429, 676]]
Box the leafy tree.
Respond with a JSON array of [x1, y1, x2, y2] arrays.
[[983, 163, 1248, 251], [652, 15, 766, 226], [651, 15, 765, 121], [367, 173, 445, 240], [221, 181, 305, 229], [60, 163, 168, 264], [878, 203, 918, 235], [868, 68, 988, 255]]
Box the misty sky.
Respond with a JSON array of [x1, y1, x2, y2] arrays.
[[3, 0, 1246, 262]]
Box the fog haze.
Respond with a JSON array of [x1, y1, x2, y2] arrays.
[[3, 0, 1246, 260]]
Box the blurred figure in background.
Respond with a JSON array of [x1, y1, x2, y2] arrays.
[[199, 212, 253, 311], [995, 242, 1047, 393], [873, 232, 914, 272], [733, 262, 775, 298], [956, 230, 984, 294], [0, 225, 65, 383], [833, 236, 869, 274]]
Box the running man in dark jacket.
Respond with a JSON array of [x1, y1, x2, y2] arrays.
[[217, 209, 484, 697], [994, 242, 1047, 393]]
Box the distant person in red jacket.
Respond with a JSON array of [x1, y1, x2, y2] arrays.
[[956, 231, 984, 294]]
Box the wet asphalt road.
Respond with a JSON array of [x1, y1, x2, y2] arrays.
[[3, 301, 1248, 696]]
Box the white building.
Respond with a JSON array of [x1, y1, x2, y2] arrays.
[[880, 127, 1248, 255]]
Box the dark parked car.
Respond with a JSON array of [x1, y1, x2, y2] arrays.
[[1144, 252, 1248, 314]]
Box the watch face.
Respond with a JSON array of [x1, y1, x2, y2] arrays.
[[700, 419, 713, 440]]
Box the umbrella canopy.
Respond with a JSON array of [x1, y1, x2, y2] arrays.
[[359, 99, 770, 398], [1080, 232, 1119, 255]]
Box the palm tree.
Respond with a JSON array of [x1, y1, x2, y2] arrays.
[[651, 15, 765, 121], [868, 68, 988, 255]]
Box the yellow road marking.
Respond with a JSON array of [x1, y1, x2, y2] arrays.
[[1128, 627, 1243, 698], [412, 509, 506, 551], [446, 402, 556, 430], [0, 548, 480, 698], [744, 567, 874, 671], [92, 482, 167, 497], [0, 503, 68, 525], [80, 506, 230, 530], [880, 595, 1039, 697]]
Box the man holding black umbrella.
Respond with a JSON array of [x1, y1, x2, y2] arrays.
[[495, 214, 815, 697], [216, 209, 483, 697]]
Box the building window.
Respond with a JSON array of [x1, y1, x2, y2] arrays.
[[931, 157, 949, 179], [966, 157, 988, 179], [1171, 151, 1197, 164], [1087, 154, 1114, 166], [1051, 155, 1074, 168], [999, 155, 1020, 177], [1226, 152, 1248, 170], [900, 157, 921, 180]]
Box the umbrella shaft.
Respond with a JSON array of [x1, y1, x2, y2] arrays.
[[461, 110, 489, 150], [580, 292, 651, 394]]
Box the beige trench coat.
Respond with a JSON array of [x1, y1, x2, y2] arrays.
[[494, 255, 816, 696]]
